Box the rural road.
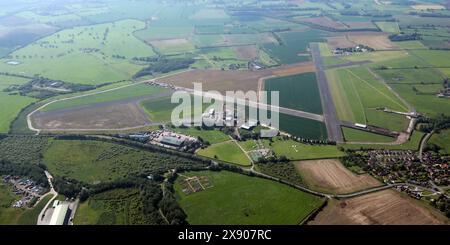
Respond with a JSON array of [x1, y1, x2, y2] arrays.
[[310, 43, 343, 143], [37, 171, 58, 225]]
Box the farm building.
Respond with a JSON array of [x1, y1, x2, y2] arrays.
[[160, 136, 185, 147], [49, 203, 69, 225]]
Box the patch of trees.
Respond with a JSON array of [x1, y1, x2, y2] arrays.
[[389, 33, 421, 41], [132, 56, 160, 63], [340, 151, 370, 172], [159, 183, 187, 225], [133, 58, 195, 79], [430, 195, 450, 218], [416, 114, 450, 133], [3, 77, 98, 99], [256, 162, 303, 186], [0, 135, 50, 166], [410, 12, 450, 18], [0, 160, 48, 187]]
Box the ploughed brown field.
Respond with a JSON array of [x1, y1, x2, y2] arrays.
[[309, 190, 447, 225], [295, 159, 381, 194], [299, 16, 347, 30], [327, 32, 399, 50], [158, 61, 315, 93], [32, 101, 150, 130]]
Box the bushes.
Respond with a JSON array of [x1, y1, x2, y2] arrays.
[[133, 58, 195, 78], [0, 160, 48, 187]]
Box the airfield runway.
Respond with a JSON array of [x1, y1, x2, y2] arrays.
[[310, 43, 343, 143]]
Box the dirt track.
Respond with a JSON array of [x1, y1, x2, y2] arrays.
[[296, 159, 382, 194], [309, 190, 447, 225]]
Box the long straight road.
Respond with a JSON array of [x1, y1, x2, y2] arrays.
[[310, 43, 343, 143]]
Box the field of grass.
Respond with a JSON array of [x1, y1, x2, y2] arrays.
[[43, 139, 207, 184], [141, 95, 213, 123], [0, 92, 36, 133], [0, 19, 154, 85], [263, 137, 345, 160], [279, 113, 328, 140], [172, 127, 229, 144], [428, 129, 450, 155], [42, 83, 167, 112], [237, 140, 259, 152], [375, 22, 400, 33], [265, 72, 322, 114], [342, 127, 396, 143], [263, 30, 325, 64], [343, 51, 408, 63], [174, 170, 324, 224], [74, 188, 150, 225], [341, 131, 424, 151], [197, 141, 251, 166], [395, 41, 427, 50]]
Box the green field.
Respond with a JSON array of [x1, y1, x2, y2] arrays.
[[174, 170, 324, 224], [197, 141, 251, 166], [342, 127, 396, 143], [172, 127, 229, 144], [43, 139, 207, 184], [141, 95, 214, 123], [327, 67, 409, 131], [237, 140, 259, 152], [263, 137, 345, 160], [341, 131, 424, 151], [263, 30, 325, 64], [74, 188, 150, 225], [428, 129, 450, 155], [0, 19, 154, 85], [279, 113, 328, 140], [265, 72, 322, 114], [375, 22, 400, 33], [0, 186, 54, 225], [42, 83, 167, 112]]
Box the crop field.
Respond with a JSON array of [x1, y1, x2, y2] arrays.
[[299, 16, 347, 30], [374, 22, 400, 33], [342, 50, 408, 63], [74, 188, 150, 225], [264, 72, 322, 114], [428, 129, 450, 155], [192, 33, 276, 48], [342, 127, 395, 143], [263, 30, 326, 64], [196, 141, 251, 166], [310, 190, 447, 225], [174, 170, 324, 224], [158, 61, 314, 93], [279, 113, 328, 140], [295, 159, 382, 194], [171, 127, 229, 144], [262, 137, 344, 160], [150, 38, 195, 55], [43, 139, 207, 184], [0, 19, 154, 85], [141, 95, 213, 123], [327, 32, 398, 50]]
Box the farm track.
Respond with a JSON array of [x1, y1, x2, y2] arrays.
[[310, 43, 343, 143]]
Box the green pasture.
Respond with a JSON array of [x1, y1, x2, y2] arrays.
[[196, 141, 251, 166]]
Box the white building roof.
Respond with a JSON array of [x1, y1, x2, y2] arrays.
[[49, 203, 69, 225]]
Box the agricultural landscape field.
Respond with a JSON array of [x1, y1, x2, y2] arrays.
[[0, 0, 448, 227]]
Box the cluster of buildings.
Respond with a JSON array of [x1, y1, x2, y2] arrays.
[[2, 175, 46, 208], [437, 87, 450, 98], [366, 150, 449, 188], [130, 130, 199, 151], [333, 44, 374, 55]]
